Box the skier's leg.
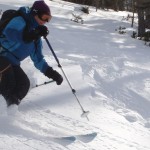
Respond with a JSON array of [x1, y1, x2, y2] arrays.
[[0, 57, 17, 106], [12, 66, 30, 103], [0, 57, 30, 106]]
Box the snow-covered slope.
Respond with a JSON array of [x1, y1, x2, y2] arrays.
[[0, 0, 150, 149]]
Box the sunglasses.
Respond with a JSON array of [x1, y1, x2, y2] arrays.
[[38, 15, 52, 23]]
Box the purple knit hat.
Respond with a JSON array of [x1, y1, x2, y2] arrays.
[[31, 0, 51, 16]]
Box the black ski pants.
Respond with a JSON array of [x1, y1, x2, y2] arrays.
[[0, 56, 30, 106]]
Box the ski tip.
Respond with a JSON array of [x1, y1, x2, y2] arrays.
[[76, 132, 98, 143], [53, 136, 76, 146], [90, 132, 97, 137], [81, 111, 90, 118]]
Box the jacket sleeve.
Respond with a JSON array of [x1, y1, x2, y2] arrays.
[[3, 16, 26, 43], [29, 39, 49, 73]]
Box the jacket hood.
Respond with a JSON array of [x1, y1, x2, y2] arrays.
[[18, 7, 39, 29]]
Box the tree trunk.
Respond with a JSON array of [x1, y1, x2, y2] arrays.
[[137, 8, 145, 36], [145, 7, 150, 28], [131, 0, 135, 27]]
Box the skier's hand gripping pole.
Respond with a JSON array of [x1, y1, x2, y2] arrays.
[[44, 36, 90, 121]]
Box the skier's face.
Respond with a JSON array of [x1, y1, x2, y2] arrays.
[[35, 14, 52, 25]]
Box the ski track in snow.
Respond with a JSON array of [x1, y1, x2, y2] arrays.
[[1, 91, 149, 150], [0, 100, 149, 150]]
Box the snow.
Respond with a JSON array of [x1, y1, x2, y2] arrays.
[[0, 0, 150, 149]]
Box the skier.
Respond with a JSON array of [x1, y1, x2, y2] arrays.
[[0, 0, 63, 107]]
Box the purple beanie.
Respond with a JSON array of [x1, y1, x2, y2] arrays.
[[31, 0, 51, 16]]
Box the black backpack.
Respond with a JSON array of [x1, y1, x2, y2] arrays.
[[0, 9, 24, 35]]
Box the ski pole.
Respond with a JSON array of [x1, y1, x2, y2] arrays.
[[44, 36, 90, 121], [32, 80, 55, 88]]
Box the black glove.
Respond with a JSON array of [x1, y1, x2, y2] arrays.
[[34, 25, 49, 37], [44, 67, 63, 85], [23, 25, 49, 42]]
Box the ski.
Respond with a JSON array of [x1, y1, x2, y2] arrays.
[[51, 136, 76, 146], [75, 132, 97, 143], [51, 132, 97, 146]]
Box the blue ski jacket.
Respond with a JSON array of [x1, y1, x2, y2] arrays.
[[0, 7, 49, 73]]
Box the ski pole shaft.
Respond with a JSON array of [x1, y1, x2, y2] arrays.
[[44, 37, 74, 91], [44, 36, 89, 121], [44, 37, 60, 65], [33, 80, 54, 88], [60, 66, 89, 121]]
